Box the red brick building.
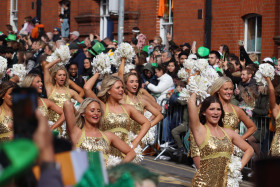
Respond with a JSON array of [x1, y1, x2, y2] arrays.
[[0, 0, 279, 60]]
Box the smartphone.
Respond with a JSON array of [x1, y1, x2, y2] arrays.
[[12, 87, 38, 139]]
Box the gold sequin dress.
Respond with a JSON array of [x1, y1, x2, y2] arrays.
[[126, 95, 144, 134], [191, 125, 233, 187], [101, 103, 131, 158], [189, 105, 238, 158], [0, 106, 13, 142], [223, 105, 239, 131], [38, 98, 48, 117], [76, 127, 110, 162], [48, 86, 71, 134], [269, 111, 280, 156]]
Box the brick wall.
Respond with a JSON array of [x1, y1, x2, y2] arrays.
[[211, 0, 279, 60], [0, 0, 279, 59], [173, 0, 205, 48], [0, 0, 9, 33]]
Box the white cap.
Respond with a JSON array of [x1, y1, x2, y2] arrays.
[[263, 57, 273, 63], [70, 31, 80, 37]]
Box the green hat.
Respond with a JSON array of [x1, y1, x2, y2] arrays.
[[142, 45, 149, 53], [88, 41, 105, 57], [112, 40, 118, 44], [5, 34, 17, 42], [0, 139, 38, 186], [198, 46, 209, 57]]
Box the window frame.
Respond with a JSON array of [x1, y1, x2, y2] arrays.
[[244, 14, 262, 54], [10, 0, 18, 32], [160, 0, 173, 45], [100, 0, 109, 40]]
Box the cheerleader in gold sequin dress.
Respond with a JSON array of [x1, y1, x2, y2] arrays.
[[22, 74, 65, 129], [189, 77, 256, 169], [265, 77, 280, 156], [119, 60, 163, 134], [83, 73, 151, 158], [188, 93, 253, 187], [0, 81, 18, 142], [63, 98, 136, 164], [43, 59, 83, 133]]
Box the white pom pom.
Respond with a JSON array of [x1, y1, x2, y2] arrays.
[[10, 64, 27, 82], [183, 59, 195, 70], [91, 53, 112, 78], [254, 63, 275, 86], [194, 59, 208, 72], [177, 68, 189, 80], [227, 155, 243, 187], [188, 75, 210, 105], [46, 54, 59, 63], [200, 68, 219, 86], [124, 63, 136, 74], [106, 155, 122, 168], [0, 56, 8, 79], [113, 42, 136, 67], [55, 45, 71, 65]]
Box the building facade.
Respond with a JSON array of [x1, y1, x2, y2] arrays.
[[0, 0, 279, 60]]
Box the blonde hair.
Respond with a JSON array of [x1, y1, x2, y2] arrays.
[[21, 74, 40, 87], [209, 77, 233, 97], [50, 65, 69, 86], [97, 76, 123, 103], [75, 98, 104, 129]]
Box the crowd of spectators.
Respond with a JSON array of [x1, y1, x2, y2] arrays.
[[1, 10, 280, 185]]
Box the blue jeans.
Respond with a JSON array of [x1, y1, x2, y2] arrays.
[[61, 18, 69, 37]]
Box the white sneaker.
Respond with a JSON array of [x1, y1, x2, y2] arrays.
[[159, 156, 171, 160], [248, 171, 254, 177], [160, 142, 169, 147]]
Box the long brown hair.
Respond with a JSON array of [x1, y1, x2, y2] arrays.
[[0, 81, 19, 105], [199, 96, 225, 127]]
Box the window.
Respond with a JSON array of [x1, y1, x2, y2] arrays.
[[10, 0, 18, 32], [160, 0, 173, 44], [244, 15, 262, 54], [100, 0, 109, 39]]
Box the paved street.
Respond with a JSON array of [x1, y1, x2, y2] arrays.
[[141, 156, 254, 187]]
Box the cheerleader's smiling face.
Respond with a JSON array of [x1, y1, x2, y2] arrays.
[[109, 81, 124, 100], [126, 75, 139, 94], [84, 102, 102, 125], [203, 103, 222, 125], [31, 76, 43, 94], [218, 82, 233, 102]]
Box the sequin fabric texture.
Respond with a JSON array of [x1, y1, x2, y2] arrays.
[[191, 125, 233, 187], [223, 112, 239, 131], [38, 99, 48, 117], [0, 107, 13, 142], [101, 104, 131, 158], [189, 131, 200, 158], [270, 111, 280, 156], [77, 128, 110, 156], [48, 87, 71, 134], [126, 96, 144, 134]]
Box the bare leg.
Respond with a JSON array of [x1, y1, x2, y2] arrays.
[[247, 135, 261, 158]]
